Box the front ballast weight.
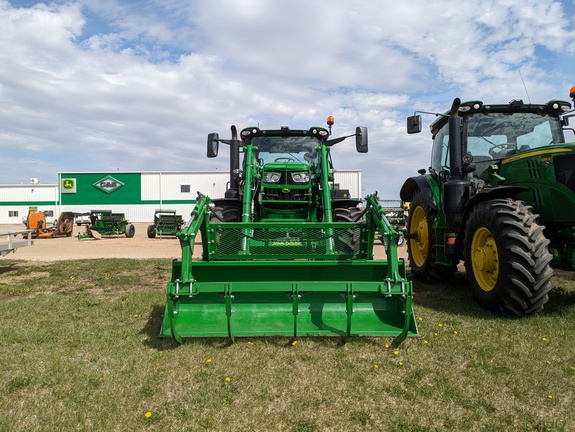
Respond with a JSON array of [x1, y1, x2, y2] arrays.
[[160, 193, 417, 344]]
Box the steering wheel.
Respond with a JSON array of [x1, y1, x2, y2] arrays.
[[274, 157, 295, 162], [488, 143, 517, 158]]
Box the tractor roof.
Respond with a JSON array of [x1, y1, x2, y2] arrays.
[[429, 99, 571, 133], [240, 126, 330, 141]]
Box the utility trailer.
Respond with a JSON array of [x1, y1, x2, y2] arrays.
[[0, 229, 34, 256]]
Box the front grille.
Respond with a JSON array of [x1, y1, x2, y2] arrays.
[[211, 225, 364, 259], [554, 154, 575, 194]]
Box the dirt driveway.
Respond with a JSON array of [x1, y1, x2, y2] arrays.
[[1, 223, 408, 262]]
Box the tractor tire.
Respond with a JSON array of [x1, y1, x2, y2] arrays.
[[333, 206, 365, 255], [209, 206, 240, 223], [147, 225, 156, 238], [125, 224, 135, 238], [407, 191, 457, 282], [464, 198, 553, 316], [210, 205, 241, 255]]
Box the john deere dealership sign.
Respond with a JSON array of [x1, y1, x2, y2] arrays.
[[61, 178, 76, 193], [93, 175, 125, 194]]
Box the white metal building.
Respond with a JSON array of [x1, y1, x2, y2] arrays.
[[0, 170, 361, 224]]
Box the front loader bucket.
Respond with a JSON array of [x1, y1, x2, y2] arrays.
[[160, 195, 417, 343]]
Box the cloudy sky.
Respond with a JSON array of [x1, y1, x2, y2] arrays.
[[2, 0, 575, 199]]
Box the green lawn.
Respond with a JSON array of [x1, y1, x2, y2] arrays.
[[1, 259, 574, 431]]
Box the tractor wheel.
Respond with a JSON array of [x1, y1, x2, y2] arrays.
[[464, 198, 553, 316], [147, 225, 156, 238], [125, 224, 135, 238], [407, 191, 457, 282], [333, 206, 365, 255], [210, 205, 241, 254], [210, 206, 240, 223]]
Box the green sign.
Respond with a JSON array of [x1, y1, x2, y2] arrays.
[[93, 176, 125, 194]]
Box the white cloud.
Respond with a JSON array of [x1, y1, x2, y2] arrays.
[[0, 0, 574, 198]]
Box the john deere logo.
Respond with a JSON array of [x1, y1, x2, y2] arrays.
[[61, 178, 77, 194], [93, 176, 124, 194]]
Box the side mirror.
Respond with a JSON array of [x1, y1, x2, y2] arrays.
[[207, 133, 219, 158], [407, 115, 422, 134], [356, 126, 368, 153]]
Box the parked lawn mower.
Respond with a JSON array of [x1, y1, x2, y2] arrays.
[[24, 210, 75, 238], [78, 210, 135, 240], [147, 209, 184, 238]]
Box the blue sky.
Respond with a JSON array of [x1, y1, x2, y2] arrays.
[[1, 0, 575, 198]]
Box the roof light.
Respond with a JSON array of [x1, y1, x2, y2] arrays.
[[570, 86, 575, 99], [327, 116, 334, 126]]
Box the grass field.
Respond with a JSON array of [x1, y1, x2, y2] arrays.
[[1, 258, 574, 431]]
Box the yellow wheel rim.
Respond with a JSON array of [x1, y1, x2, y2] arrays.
[[409, 206, 429, 267], [471, 227, 499, 292]]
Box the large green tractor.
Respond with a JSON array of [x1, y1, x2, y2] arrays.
[[401, 88, 575, 316], [160, 118, 416, 342]]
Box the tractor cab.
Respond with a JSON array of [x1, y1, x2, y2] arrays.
[[425, 99, 571, 187], [241, 127, 327, 221]]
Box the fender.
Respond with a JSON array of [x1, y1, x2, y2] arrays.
[[400, 176, 438, 211]]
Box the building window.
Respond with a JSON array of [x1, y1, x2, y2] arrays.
[[181, 184, 191, 193], [9, 210, 19, 217]]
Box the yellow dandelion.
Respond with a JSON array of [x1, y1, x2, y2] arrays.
[[453, 330, 458, 335], [542, 337, 548, 341], [133, 314, 138, 317], [570, 366, 575, 371], [384, 343, 390, 349], [433, 332, 438, 336], [424, 340, 429, 344], [393, 350, 399, 355], [418, 317, 423, 321], [247, 341, 253, 345], [548, 395, 553, 400], [398, 361, 404, 366], [374, 364, 379, 369], [145, 412, 152, 418], [292, 340, 297, 346], [438, 323, 443, 327], [206, 358, 212, 363], [546, 361, 551, 365], [225, 377, 231, 382]]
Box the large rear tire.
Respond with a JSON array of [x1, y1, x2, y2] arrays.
[[407, 191, 457, 281], [464, 198, 553, 316]]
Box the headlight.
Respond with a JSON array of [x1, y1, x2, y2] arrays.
[[290, 172, 309, 183], [265, 172, 281, 183]]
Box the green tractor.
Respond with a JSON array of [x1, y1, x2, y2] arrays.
[[160, 118, 417, 343], [401, 88, 575, 316]]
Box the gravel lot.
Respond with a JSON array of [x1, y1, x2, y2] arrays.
[[1, 223, 408, 262]]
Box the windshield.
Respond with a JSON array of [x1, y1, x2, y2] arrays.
[[251, 136, 320, 165], [465, 111, 564, 160]]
